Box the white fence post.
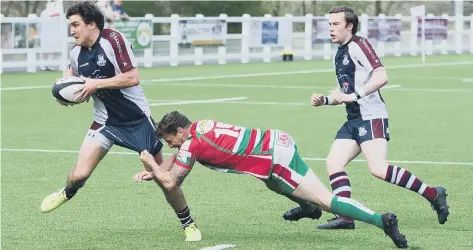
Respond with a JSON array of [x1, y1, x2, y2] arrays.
[[262, 14, 272, 63], [360, 13, 369, 38], [410, 14, 418, 56], [241, 14, 250, 63], [394, 14, 402, 56], [143, 14, 154, 68], [60, 13, 68, 72], [304, 13, 313, 60], [284, 13, 294, 59], [0, 13, 3, 74], [218, 13, 227, 64], [323, 14, 331, 60], [426, 13, 434, 55], [27, 14, 38, 73], [169, 14, 180, 66], [440, 14, 449, 55], [194, 14, 204, 65], [377, 14, 386, 57], [470, 14, 473, 53], [454, 12, 463, 54]]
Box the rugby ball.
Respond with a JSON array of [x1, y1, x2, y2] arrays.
[[52, 76, 85, 105]]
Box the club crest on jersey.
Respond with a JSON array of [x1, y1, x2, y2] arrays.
[[97, 54, 106, 66], [177, 149, 192, 164], [276, 132, 291, 147], [343, 54, 349, 65], [358, 126, 367, 137], [196, 120, 214, 134]]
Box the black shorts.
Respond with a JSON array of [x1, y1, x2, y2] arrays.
[[88, 116, 163, 155], [335, 118, 390, 145]]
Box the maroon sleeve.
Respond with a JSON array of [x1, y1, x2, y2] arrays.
[[101, 29, 134, 73], [353, 36, 383, 71]]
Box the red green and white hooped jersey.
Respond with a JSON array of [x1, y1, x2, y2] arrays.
[[174, 120, 277, 180]]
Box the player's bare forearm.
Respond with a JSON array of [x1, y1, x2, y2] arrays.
[[147, 161, 177, 190], [95, 68, 140, 89], [170, 165, 190, 188], [160, 153, 178, 171], [316, 87, 342, 106], [362, 67, 388, 95]]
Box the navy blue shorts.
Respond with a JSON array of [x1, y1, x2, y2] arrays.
[[335, 118, 390, 145], [88, 116, 163, 155]]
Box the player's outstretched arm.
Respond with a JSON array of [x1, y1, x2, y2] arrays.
[[139, 150, 190, 190], [134, 153, 177, 182], [93, 67, 140, 89], [74, 68, 140, 102]]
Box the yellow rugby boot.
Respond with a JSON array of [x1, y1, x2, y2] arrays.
[[184, 223, 202, 241], [41, 188, 69, 213]]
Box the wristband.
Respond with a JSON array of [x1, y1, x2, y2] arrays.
[[355, 89, 366, 99], [324, 96, 332, 105]]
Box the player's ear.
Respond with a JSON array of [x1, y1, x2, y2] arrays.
[[346, 23, 353, 32]]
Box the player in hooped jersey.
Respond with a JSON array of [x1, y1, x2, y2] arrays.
[[309, 6, 449, 229], [136, 111, 408, 248], [40, 2, 201, 241]]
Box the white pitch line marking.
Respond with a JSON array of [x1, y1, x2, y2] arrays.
[[1, 60, 472, 91], [200, 244, 236, 250], [148, 97, 247, 107], [1, 148, 471, 166]]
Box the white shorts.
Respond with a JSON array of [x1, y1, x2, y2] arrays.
[[83, 121, 114, 150]]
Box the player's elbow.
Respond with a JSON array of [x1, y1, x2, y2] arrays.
[[374, 68, 389, 86], [381, 74, 388, 86], [124, 68, 140, 87], [163, 180, 178, 191]]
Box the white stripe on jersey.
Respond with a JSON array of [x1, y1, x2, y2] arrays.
[[252, 129, 261, 152], [99, 39, 121, 76], [232, 127, 246, 153], [269, 130, 275, 149], [348, 42, 388, 120]]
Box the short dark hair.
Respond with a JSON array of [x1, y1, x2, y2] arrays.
[[329, 6, 359, 35], [66, 1, 105, 31], [156, 111, 192, 138]]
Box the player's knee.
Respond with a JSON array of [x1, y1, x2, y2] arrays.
[[367, 162, 388, 179], [325, 158, 345, 173]]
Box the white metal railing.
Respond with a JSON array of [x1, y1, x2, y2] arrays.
[[1, 12, 473, 73]]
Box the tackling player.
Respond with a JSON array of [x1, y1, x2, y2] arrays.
[[40, 2, 201, 241], [136, 111, 408, 248], [308, 6, 449, 229]]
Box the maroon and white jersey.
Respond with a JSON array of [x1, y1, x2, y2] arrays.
[[69, 29, 151, 125], [334, 35, 388, 121]]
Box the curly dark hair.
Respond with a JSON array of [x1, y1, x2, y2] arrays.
[[156, 111, 192, 138], [329, 6, 359, 35], [66, 1, 105, 31]]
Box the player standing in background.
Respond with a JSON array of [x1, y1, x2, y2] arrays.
[[306, 6, 449, 229], [40, 2, 201, 241], [135, 111, 408, 248]]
